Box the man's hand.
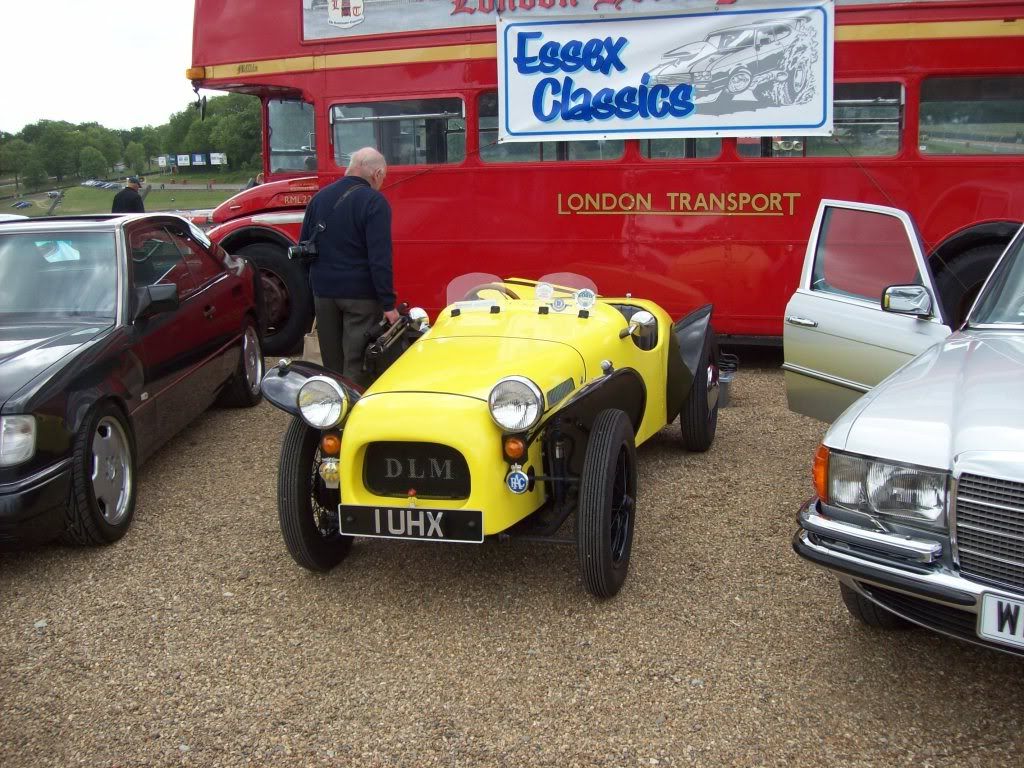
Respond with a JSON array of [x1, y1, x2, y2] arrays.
[[383, 308, 400, 325]]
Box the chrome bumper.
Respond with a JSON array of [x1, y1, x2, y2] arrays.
[[794, 499, 1022, 613]]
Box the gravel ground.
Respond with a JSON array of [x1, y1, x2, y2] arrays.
[[3, 351, 1024, 767]]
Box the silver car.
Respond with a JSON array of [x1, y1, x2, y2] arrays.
[[785, 199, 1024, 656]]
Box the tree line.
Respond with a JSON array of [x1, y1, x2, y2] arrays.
[[0, 93, 261, 194]]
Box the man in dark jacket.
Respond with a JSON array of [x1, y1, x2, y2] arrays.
[[300, 146, 398, 387], [111, 176, 145, 213]]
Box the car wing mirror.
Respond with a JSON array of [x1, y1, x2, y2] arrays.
[[882, 285, 934, 318], [619, 310, 657, 339], [134, 283, 179, 320], [407, 306, 430, 331]]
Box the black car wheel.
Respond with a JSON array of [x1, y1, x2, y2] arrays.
[[577, 409, 637, 599], [219, 322, 264, 408], [935, 244, 1004, 327], [238, 243, 312, 356], [839, 583, 912, 630], [277, 416, 352, 571], [63, 402, 137, 545], [681, 327, 719, 452]]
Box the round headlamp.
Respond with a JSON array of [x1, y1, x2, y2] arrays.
[[297, 376, 349, 429], [489, 376, 544, 432]]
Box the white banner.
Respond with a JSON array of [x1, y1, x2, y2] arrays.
[[177, 154, 191, 167], [210, 152, 228, 166], [497, 1, 834, 142]]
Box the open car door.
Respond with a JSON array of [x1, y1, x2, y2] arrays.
[[783, 200, 952, 422]]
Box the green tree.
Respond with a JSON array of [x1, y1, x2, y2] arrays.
[[36, 122, 78, 181], [23, 158, 47, 191], [0, 138, 33, 193], [79, 146, 107, 180], [211, 110, 262, 170], [124, 141, 147, 175]]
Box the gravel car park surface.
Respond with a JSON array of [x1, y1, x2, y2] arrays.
[[3, 352, 1024, 767]]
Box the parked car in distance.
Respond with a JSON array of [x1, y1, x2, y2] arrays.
[[785, 199, 1024, 656], [262, 273, 722, 599], [0, 214, 265, 547]]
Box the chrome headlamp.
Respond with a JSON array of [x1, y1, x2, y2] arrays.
[[297, 376, 349, 429], [489, 376, 544, 432], [828, 451, 948, 527], [0, 415, 36, 466]]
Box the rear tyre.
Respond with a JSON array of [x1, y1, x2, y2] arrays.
[[681, 328, 719, 452], [839, 583, 912, 630], [63, 402, 137, 545], [218, 321, 264, 408], [239, 242, 312, 356], [934, 244, 1004, 327], [577, 409, 637, 599], [277, 416, 352, 571]]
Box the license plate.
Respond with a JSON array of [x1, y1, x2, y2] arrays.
[[338, 505, 483, 543], [978, 593, 1024, 650]]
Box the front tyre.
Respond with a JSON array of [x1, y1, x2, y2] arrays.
[[239, 242, 313, 357], [577, 409, 637, 599], [277, 416, 352, 571], [839, 583, 912, 630], [63, 402, 137, 545], [681, 327, 720, 452]]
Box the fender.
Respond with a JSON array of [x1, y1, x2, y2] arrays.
[[260, 360, 364, 419], [667, 304, 713, 424], [535, 367, 646, 476]]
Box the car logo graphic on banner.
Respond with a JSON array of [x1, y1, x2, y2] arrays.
[[497, 0, 834, 142]]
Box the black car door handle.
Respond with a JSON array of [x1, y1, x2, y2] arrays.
[[203, 305, 216, 319]]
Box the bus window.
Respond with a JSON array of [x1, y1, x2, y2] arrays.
[[738, 83, 903, 158], [331, 98, 466, 167], [919, 76, 1024, 156], [268, 99, 317, 173], [641, 138, 721, 159], [477, 92, 623, 162]]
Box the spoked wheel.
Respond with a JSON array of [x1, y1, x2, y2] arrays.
[[277, 417, 352, 571], [577, 409, 637, 599], [681, 327, 720, 452], [64, 402, 137, 544]]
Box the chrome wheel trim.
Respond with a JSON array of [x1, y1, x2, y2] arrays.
[[705, 362, 720, 414], [90, 416, 132, 526], [243, 326, 263, 396]]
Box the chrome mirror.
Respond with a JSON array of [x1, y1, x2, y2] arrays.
[[407, 306, 430, 331], [883, 285, 933, 318], [619, 310, 657, 339]]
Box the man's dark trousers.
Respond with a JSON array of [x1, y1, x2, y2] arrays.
[[314, 296, 381, 389]]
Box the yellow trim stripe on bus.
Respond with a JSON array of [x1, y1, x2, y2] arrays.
[[197, 20, 1024, 80], [837, 19, 1024, 41]]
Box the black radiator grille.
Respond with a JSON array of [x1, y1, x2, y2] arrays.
[[364, 442, 470, 500]]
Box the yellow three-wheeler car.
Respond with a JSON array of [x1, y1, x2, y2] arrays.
[[261, 274, 720, 598]]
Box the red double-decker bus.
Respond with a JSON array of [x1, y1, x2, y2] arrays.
[[188, 0, 1024, 354]]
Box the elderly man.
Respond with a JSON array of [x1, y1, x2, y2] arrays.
[[111, 176, 145, 213], [300, 147, 399, 387]]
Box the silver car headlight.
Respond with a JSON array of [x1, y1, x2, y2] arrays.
[[297, 376, 349, 429], [828, 451, 948, 527], [489, 376, 544, 432], [0, 415, 36, 466]]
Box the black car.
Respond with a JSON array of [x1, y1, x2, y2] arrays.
[[0, 214, 264, 547]]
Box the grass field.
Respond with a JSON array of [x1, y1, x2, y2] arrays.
[[10, 185, 239, 217]]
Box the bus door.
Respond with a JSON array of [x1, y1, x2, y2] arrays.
[[783, 200, 952, 422]]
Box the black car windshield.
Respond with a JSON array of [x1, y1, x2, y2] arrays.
[[0, 231, 118, 318], [969, 232, 1024, 326]]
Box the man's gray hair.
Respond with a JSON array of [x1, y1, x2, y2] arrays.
[[346, 147, 387, 178]]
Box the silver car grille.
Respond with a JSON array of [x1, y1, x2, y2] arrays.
[[955, 473, 1024, 590], [651, 73, 695, 86]]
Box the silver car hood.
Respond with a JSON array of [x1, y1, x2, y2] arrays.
[[827, 330, 1024, 471]]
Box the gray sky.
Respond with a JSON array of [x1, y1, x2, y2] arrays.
[[2, 0, 207, 134]]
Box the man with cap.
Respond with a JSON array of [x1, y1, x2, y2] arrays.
[[112, 176, 145, 213]]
